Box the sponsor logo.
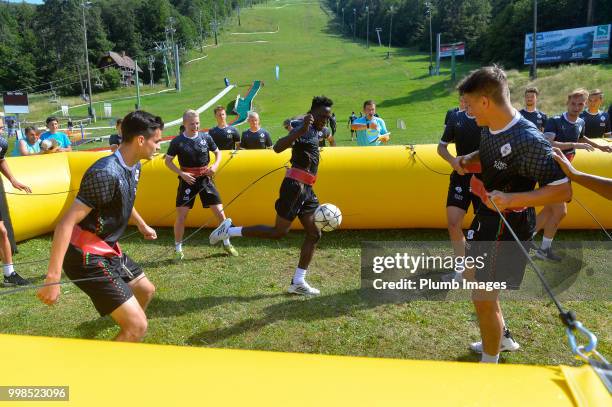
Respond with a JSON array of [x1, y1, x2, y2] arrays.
[[454, 194, 464, 200], [455, 186, 463, 193], [494, 160, 508, 170], [134, 169, 140, 182], [467, 230, 475, 240], [500, 143, 512, 157]]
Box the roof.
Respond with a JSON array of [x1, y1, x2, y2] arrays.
[[100, 51, 143, 72]]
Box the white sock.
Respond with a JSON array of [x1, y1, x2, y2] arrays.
[[175, 242, 182, 252], [293, 268, 307, 285], [3, 263, 14, 277], [541, 237, 553, 250], [481, 352, 499, 364], [223, 238, 230, 245], [228, 227, 242, 237]]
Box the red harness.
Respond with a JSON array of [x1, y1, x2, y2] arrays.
[[285, 167, 317, 186], [468, 166, 527, 213], [181, 166, 209, 177], [70, 226, 122, 257]]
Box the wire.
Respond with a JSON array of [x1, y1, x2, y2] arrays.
[[573, 197, 612, 241], [408, 145, 451, 176], [5, 190, 78, 196]]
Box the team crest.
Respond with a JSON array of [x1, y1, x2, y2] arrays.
[[455, 186, 462, 193], [500, 143, 512, 157]]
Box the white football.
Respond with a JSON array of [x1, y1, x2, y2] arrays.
[[314, 203, 342, 232]]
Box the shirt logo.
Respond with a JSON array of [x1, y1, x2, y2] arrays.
[[455, 186, 463, 193], [537, 113, 541, 118], [494, 160, 508, 170], [500, 143, 512, 157], [467, 230, 475, 240], [578, 125, 582, 132], [601, 116, 606, 122], [134, 169, 140, 182]]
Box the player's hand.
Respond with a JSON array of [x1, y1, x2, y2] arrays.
[[180, 172, 196, 185], [486, 190, 513, 211], [451, 156, 466, 175], [138, 223, 157, 240], [575, 143, 595, 151], [203, 166, 217, 176], [551, 147, 577, 178], [597, 144, 612, 153], [302, 114, 314, 129], [378, 134, 390, 143], [11, 180, 32, 193], [37, 280, 61, 305]]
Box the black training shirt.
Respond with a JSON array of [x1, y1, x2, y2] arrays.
[[519, 109, 548, 131], [209, 125, 240, 150], [289, 119, 321, 175], [579, 110, 611, 138], [441, 110, 482, 157], [166, 132, 218, 168]]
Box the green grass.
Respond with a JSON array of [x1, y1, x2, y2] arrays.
[[1, 0, 610, 366]]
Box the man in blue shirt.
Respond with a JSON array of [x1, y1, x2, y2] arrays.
[[351, 100, 390, 146], [40, 116, 72, 152]]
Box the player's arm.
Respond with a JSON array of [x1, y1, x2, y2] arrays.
[[206, 148, 222, 175], [18, 139, 32, 156], [0, 159, 32, 192], [37, 201, 92, 305], [164, 149, 195, 185], [551, 147, 612, 200], [327, 135, 336, 146], [542, 132, 592, 152], [274, 114, 313, 153], [454, 150, 480, 175], [578, 135, 612, 153], [488, 182, 571, 210], [131, 207, 157, 240], [59, 135, 72, 152]]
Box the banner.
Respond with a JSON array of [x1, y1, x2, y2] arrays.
[[2, 92, 29, 114], [524, 24, 611, 64], [438, 42, 465, 58]]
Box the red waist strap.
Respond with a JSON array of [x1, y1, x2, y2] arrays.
[[464, 163, 481, 174], [286, 168, 317, 185], [469, 176, 527, 213], [181, 166, 208, 177], [70, 226, 122, 257]]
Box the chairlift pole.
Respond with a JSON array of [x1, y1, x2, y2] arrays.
[[81, 1, 95, 121]]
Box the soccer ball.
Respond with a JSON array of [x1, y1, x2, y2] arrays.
[[314, 203, 342, 232]]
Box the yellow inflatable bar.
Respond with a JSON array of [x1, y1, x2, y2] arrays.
[[5, 145, 612, 242], [0, 333, 608, 406]]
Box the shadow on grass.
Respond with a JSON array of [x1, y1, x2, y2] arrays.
[[378, 80, 455, 108], [187, 288, 387, 345], [76, 292, 285, 339]]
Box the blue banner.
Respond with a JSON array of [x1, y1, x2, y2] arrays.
[[524, 24, 610, 65]]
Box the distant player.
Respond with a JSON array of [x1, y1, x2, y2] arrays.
[[348, 111, 357, 141], [165, 110, 238, 259], [456, 66, 571, 363], [209, 96, 334, 296], [519, 87, 547, 131], [579, 89, 611, 138], [437, 95, 482, 259], [109, 118, 123, 152], [208, 106, 241, 150], [240, 112, 272, 149], [535, 89, 611, 261], [37, 111, 162, 342]]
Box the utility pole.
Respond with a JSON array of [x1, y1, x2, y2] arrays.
[[155, 42, 171, 87], [173, 44, 181, 92], [147, 55, 155, 87], [353, 8, 356, 41], [426, 2, 433, 75], [134, 59, 141, 110], [199, 9, 204, 52], [341, 7, 344, 32], [213, 5, 219, 46], [238, 2, 241, 26], [81, 1, 95, 121], [530, 0, 537, 80], [365, 5, 369, 48], [586, 0, 593, 26], [387, 6, 394, 59]]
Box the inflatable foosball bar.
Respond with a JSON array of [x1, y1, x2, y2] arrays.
[[5, 145, 612, 242]]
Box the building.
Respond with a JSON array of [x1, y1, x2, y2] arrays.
[[98, 51, 143, 87]]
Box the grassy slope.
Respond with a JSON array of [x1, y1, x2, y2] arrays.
[[1, 0, 610, 365]]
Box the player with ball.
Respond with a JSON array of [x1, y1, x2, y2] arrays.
[[209, 96, 341, 296]]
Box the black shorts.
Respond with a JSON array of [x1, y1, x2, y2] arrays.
[[446, 172, 481, 212], [176, 176, 222, 209], [275, 178, 319, 222], [466, 209, 535, 290], [63, 244, 144, 316]]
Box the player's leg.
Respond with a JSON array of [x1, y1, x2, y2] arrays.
[[123, 255, 155, 311], [0, 221, 28, 286], [110, 297, 149, 342], [536, 202, 566, 261], [447, 206, 467, 256], [472, 289, 503, 362], [174, 207, 190, 260], [287, 210, 322, 296], [533, 205, 551, 238]]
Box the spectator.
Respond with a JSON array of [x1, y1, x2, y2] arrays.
[[208, 106, 241, 150], [580, 89, 611, 138], [351, 100, 390, 146], [348, 111, 358, 141], [67, 118, 74, 135], [240, 111, 272, 149], [14, 126, 41, 156], [108, 118, 123, 152], [40, 116, 72, 152], [0, 113, 4, 137]]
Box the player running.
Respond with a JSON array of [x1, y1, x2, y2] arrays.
[[209, 96, 334, 296], [165, 110, 238, 260], [37, 111, 162, 342]]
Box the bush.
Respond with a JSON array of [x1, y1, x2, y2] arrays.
[[102, 67, 122, 91]]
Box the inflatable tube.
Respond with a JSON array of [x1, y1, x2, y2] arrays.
[[1, 333, 608, 406], [5, 145, 612, 242]]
